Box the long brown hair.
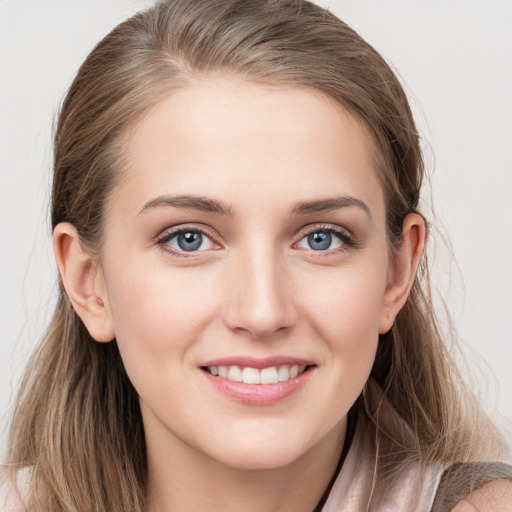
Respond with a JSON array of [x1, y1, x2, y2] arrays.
[[6, 1, 506, 510]]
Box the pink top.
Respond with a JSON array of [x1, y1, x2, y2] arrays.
[[321, 408, 512, 512], [322, 419, 444, 511], [0, 466, 31, 512], [2, 413, 510, 511]]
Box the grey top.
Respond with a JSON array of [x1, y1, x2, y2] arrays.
[[432, 461, 512, 512], [1, 422, 511, 511], [322, 408, 512, 511]]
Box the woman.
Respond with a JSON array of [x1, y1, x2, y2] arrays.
[[2, 1, 511, 510]]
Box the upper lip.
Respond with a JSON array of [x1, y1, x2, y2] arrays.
[[200, 355, 315, 369]]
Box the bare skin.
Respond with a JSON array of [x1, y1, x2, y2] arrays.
[[54, 80, 425, 511], [452, 479, 512, 512], [145, 414, 345, 512]]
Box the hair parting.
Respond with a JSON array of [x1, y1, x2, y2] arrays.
[[5, 1, 507, 510]]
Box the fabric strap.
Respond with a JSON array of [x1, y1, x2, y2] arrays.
[[431, 461, 512, 512]]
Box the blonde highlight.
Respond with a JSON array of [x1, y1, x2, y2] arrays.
[[5, 1, 507, 509]]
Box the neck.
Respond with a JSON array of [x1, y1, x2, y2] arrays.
[[145, 420, 346, 512]]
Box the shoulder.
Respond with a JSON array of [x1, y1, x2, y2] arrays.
[[433, 460, 512, 512], [450, 478, 512, 511], [0, 466, 32, 512]]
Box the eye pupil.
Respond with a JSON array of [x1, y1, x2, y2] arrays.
[[177, 232, 202, 251], [308, 231, 332, 250]]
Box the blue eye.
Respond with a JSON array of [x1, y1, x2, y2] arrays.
[[297, 230, 345, 251], [162, 229, 215, 252]]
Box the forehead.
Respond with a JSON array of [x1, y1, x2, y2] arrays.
[[114, 79, 384, 219]]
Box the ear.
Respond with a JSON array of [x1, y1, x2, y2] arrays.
[[53, 222, 115, 342], [379, 213, 426, 334]]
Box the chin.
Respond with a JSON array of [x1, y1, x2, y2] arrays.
[[213, 448, 305, 471], [201, 430, 322, 471]]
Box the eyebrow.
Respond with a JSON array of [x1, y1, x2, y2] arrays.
[[138, 193, 371, 219], [138, 194, 234, 216], [290, 196, 372, 219]]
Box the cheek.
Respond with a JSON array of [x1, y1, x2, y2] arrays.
[[297, 261, 386, 365], [283, 263, 386, 439], [104, 259, 222, 371]]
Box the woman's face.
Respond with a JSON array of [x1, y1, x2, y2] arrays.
[[98, 80, 396, 470]]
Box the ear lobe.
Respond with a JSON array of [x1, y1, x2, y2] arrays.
[[53, 222, 115, 343], [379, 213, 426, 334]]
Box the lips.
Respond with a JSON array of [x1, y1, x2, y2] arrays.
[[200, 356, 316, 405], [204, 364, 307, 384]]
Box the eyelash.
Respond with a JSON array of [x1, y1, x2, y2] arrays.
[[295, 224, 358, 254], [154, 223, 357, 257], [155, 225, 220, 257]]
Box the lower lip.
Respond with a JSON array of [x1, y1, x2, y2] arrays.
[[201, 367, 314, 405]]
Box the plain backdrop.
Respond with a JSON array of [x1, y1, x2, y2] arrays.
[[1, 0, 511, 453]]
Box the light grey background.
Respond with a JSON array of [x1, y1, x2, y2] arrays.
[[1, 0, 511, 453]]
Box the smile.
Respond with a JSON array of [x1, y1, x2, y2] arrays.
[[200, 357, 316, 405], [204, 364, 308, 384]]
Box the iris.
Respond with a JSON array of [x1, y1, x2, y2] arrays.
[[307, 231, 332, 250]]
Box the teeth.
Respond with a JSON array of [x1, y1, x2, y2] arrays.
[[227, 366, 243, 382], [242, 367, 260, 384], [278, 366, 290, 381], [207, 364, 308, 384], [260, 367, 279, 384]]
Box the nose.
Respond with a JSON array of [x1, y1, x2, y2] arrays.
[[223, 246, 297, 339]]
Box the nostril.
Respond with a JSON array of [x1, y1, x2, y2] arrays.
[[233, 323, 293, 340], [221, 260, 298, 338]]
